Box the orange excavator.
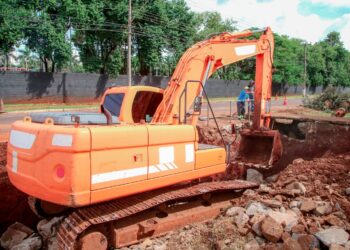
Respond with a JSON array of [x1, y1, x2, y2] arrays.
[[6, 27, 282, 249]]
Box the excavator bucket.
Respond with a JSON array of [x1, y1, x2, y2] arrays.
[[236, 129, 282, 168]]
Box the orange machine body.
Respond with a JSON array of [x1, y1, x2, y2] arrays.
[[7, 121, 225, 206], [7, 28, 275, 207]]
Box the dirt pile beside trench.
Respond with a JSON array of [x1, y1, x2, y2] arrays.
[[125, 152, 350, 250]]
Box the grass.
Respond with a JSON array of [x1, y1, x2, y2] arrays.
[[4, 103, 99, 112]]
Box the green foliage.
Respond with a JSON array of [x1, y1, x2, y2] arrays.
[[0, 1, 29, 66], [0, 0, 349, 88], [303, 86, 350, 112], [272, 34, 304, 86]]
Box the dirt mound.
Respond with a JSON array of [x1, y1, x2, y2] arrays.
[[0, 142, 38, 235], [128, 153, 350, 249]]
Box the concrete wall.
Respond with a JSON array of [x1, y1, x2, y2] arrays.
[[0, 71, 349, 103]]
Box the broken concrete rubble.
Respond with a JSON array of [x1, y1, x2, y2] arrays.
[[261, 216, 283, 243], [245, 202, 271, 216], [246, 168, 264, 184], [300, 199, 316, 212], [0, 222, 34, 250], [10, 234, 42, 250], [315, 227, 349, 247]]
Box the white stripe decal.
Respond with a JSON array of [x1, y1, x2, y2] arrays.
[[10, 130, 36, 149], [92, 162, 179, 184], [92, 166, 148, 184], [235, 45, 256, 56], [12, 151, 18, 173], [149, 166, 160, 174], [157, 164, 169, 171], [52, 134, 73, 147], [185, 144, 194, 163]]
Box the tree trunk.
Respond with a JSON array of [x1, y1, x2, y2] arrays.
[[5, 54, 9, 69], [51, 61, 55, 73], [44, 60, 48, 72]]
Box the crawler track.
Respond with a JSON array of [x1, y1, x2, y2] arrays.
[[57, 180, 258, 249]]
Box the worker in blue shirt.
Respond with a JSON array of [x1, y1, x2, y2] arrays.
[[248, 80, 255, 112], [237, 86, 250, 119]]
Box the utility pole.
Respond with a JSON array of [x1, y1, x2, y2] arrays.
[[69, 17, 73, 72], [303, 42, 307, 97], [127, 0, 132, 86]]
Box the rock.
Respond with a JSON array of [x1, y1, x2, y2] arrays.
[[226, 206, 246, 217], [243, 189, 256, 197], [291, 224, 305, 234], [330, 244, 346, 250], [255, 236, 266, 245], [344, 241, 350, 250], [346, 188, 350, 196], [280, 206, 287, 213], [300, 200, 316, 212], [261, 199, 282, 208], [261, 216, 283, 243], [0, 222, 34, 250], [141, 238, 153, 248], [297, 175, 308, 181], [250, 213, 266, 225], [238, 227, 250, 235], [315, 201, 332, 216], [289, 201, 301, 209], [275, 195, 283, 203], [153, 244, 167, 250], [286, 182, 306, 195], [282, 238, 302, 250], [315, 227, 349, 247], [45, 237, 58, 250], [250, 214, 266, 236], [10, 234, 42, 250], [267, 210, 299, 232], [326, 214, 344, 227], [37, 217, 64, 240], [246, 169, 264, 184], [221, 124, 232, 133], [224, 239, 231, 245], [281, 232, 291, 242], [293, 158, 304, 164], [246, 202, 271, 216], [244, 239, 260, 250], [265, 174, 279, 183], [234, 212, 249, 228], [259, 184, 272, 193], [297, 234, 320, 250]]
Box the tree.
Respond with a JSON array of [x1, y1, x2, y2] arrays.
[[193, 11, 239, 81], [72, 0, 126, 75], [272, 34, 304, 86], [0, 1, 28, 68], [19, 0, 74, 73], [321, 32, 350, 87]]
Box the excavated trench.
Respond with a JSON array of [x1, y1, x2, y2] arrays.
[[0, 116, 349, 243]]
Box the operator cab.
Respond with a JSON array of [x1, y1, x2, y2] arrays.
[[101, 86, 164, 124]]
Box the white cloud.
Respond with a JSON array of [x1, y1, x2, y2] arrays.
[[186, 0, 350, 50], [309, 0, 350, 7]]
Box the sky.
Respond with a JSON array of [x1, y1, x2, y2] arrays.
[[185, 0, 350, 50]]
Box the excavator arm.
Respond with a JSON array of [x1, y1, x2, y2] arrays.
[[152, 27, 274, 130], [153, 27, 282, 168]]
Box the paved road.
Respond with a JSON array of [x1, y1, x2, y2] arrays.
[[0, 98, 302, 142]]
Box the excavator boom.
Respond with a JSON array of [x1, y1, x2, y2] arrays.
[[152, 27, 281, 167]]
